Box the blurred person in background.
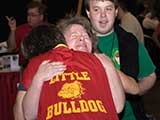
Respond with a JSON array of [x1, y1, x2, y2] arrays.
[[6, 1, 48, 120], [6, 1, 48, 70], [117, 0, 144, 43]]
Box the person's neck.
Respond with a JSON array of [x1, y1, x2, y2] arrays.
[[95, 29, 114, 37]]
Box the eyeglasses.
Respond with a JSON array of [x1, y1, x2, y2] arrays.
[[70, 32, 90, 40]]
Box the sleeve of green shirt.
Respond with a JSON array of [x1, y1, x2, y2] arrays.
[[138, 42, 156, 79]]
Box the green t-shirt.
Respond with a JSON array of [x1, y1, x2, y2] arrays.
[[138, 42, 156, 78], [98, 32, 120, 69], [97, 32, 156, 120]]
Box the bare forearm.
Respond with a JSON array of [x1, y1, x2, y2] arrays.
[[138, 72, 156, 95], [6, 16, 17, 51], [95, 54, 125, 113], [7, 30, 17, 51], [107, 67, 125, 113], [117, 70, 140, 95], [14, 91, 26, 120], [23, 61, 66, 119], [23, 79, 43, 120]]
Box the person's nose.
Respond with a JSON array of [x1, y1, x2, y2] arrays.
[[79, 34, 85, 42], [100, 10, 107, 18], [79, 35, 85, 42]]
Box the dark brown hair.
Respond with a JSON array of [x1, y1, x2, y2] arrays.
[[84, 0, 118, 11], [22, 24, 66, 59], [27, 1, 48, 21]]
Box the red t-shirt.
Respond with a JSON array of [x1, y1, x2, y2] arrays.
[[15, 23, 32, 65], [21, 46, 119, 120]]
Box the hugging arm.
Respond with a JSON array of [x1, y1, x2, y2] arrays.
[[95, 54, 125, 113], [22, 61, 66, 120]]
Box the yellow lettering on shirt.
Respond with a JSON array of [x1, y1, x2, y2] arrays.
[[63, 102, 71, 114], [88, 100, 98, 112], [96, 100, 107, 113], [49, 71, 91, 85], [46, 105, 53, 120], [46, 99, 107, 120], [79, 100, 89, 112]]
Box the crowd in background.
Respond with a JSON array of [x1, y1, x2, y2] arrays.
[[0, 0, 160, 120]]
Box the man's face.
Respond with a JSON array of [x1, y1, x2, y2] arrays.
[[64, 24, 92, 53], [27, 7, 44, 26], [86, 0, 118, 36]]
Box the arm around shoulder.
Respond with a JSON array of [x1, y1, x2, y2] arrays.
[[95, 53, 125, 113]]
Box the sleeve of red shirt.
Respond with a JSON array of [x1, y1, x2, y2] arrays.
[[20, 58, 40, 89]]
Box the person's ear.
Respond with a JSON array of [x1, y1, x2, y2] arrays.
[[86, 10, 90, 19], [40, 14, 44, 21], [115, 7, 118, 17]]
